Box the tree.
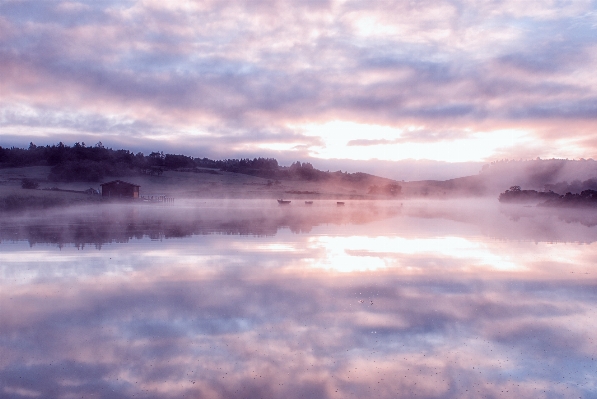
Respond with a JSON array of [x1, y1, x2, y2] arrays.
[[21, 178, 39, 189]]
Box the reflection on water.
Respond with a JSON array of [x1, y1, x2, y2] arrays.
[[1, 200, 596, 398], [0, 200, 401, 247]]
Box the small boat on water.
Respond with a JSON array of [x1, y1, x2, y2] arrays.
[[337, 202, 345, 206], [305, 201, 313, 205], [277, 199, 291, 205]]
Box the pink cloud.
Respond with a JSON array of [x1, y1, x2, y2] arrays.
[[0, 0, 596, 161]]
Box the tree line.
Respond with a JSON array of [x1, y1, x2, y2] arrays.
[[499, 185, 597, 208], [0, 142, 366, 183]]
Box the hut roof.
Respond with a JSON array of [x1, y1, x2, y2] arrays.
[[100, 180, 140, 187]]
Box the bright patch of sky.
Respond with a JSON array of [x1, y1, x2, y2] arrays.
[[294, 121, 535, 162]]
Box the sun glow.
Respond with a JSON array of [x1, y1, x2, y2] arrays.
[[295, 121, 535, 162]]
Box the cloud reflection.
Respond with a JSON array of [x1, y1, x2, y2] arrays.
[[1, 201, 597, 398]]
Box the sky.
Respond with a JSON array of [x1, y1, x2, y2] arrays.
[[1, 0, 596, 179]]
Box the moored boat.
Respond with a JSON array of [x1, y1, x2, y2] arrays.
[[337, 202, 345, 206], [277, 199, 291, 204], [305, 201, 313, 205]]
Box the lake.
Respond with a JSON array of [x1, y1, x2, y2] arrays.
[[1, 199, 596, 398]]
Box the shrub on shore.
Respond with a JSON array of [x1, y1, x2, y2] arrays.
[[21, 178, 40, 189]]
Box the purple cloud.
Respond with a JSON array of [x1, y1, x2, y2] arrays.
[[0, 0, 596, 163]]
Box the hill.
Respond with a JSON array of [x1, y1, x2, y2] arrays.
[[397, 159, 597, 198], [0, 142, 406, 210], [2, 143, 597, 209], [0, 164, 402, 212]]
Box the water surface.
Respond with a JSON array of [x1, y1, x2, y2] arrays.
[[1, 200, 596, 398]]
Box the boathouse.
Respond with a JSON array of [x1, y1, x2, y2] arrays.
[[100, 180, 140, 198]]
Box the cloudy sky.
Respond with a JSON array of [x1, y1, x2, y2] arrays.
[[1, 0, 596, 178]]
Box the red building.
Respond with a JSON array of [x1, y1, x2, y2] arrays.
[[100, 180, 140, 198]]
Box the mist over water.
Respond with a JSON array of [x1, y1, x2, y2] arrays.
[[1, 200, 596, 398]]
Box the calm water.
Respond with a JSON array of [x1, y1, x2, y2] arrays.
[[1, 200, 596, 399]]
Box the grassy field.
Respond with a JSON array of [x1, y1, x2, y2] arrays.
[[0, 166, 404, 211], [0, 186, 103, 212]]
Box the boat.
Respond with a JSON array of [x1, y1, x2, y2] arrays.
[[337, 202, 345, 206], [277, 199, 291, 205], [305, 201, 313, 205]]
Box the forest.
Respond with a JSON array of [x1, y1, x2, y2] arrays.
[[499, 185, 597, 207], [0, 142, 368, 183]]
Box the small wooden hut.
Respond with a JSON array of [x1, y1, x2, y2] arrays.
[[100, 180, 140, 198]]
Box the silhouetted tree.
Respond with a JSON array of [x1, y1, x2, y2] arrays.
[[21, 178, 39, 189]]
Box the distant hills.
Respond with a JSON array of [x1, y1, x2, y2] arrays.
[[1, 143, 597, 199], [0, 142, 388, 186], [479, 158, 597, 192], [398, 159, 597, 198]]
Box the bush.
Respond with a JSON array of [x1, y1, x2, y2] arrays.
[[368, 183, 402, 196], [21, 178, 39, 189]]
